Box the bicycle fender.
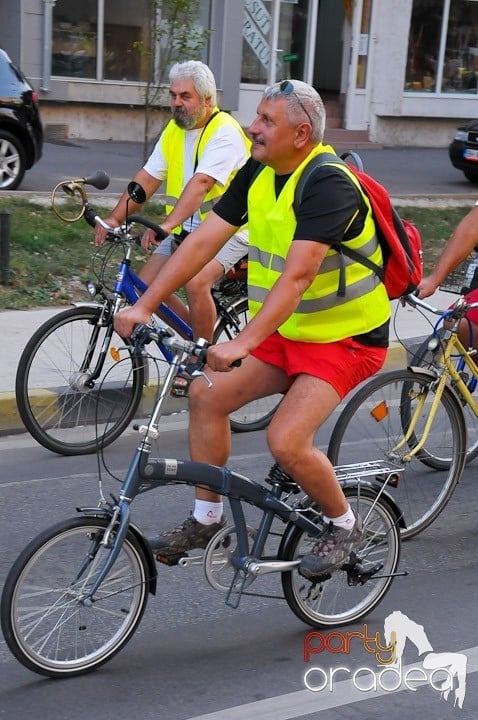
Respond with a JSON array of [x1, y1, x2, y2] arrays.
[[72, 301, 107, 309], [78, 507, 157, 595]]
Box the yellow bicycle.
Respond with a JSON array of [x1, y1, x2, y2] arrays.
[[328, 292, 478, 539]]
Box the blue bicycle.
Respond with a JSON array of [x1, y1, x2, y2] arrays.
[[15, 172, 282, 455]]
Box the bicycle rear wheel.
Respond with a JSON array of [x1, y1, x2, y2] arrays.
[[280, 487, 400, 627], [213, 296, 282, 432], [411, 335, 478, 464], [1, 517, 151, 678], [327, 369, 467, 539], [15, 305, 145, 455]]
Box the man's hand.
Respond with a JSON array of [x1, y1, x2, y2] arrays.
[[206, 338, 248, 372], [416, 276, 439, 299], [113, 306, 152, 339], [94, 215, 119, 247], [140, 228, 161, 253]]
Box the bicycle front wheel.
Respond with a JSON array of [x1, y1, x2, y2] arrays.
[[328, 369, 467, 539], [1, 517, 151, 678], [15, 305, 145, 455], [280, 487, 400, 627], [411, 335, 478, 464], [213, 296, 282, 432]]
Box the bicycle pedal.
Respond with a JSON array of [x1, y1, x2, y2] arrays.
[[170, 388, 188, 398], [155, 551, 188, 566]]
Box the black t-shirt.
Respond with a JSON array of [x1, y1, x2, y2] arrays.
[[214, 157, 389, 347]]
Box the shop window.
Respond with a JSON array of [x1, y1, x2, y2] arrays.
[[406, 0, 478, 93], [51, 0, 209, 83], [241, 0, 310, 84], [52, 0, 98, 79]]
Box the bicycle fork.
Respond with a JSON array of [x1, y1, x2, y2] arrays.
[[389, 371, 451, 462]]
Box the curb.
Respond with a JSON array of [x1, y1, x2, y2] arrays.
[[0, 338, 423, 437]]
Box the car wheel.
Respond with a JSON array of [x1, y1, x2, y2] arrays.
[[464, 169, 478, 183], [0, 130, 26, 190]]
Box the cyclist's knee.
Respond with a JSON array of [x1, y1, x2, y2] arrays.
[[186, 261, 223, 293], [267, 428, 301, 471]]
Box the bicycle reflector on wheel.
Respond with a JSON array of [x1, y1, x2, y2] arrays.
[[370, 401, 388, 422]]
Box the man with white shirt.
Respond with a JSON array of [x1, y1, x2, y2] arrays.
[[95, 60, 249, 394]]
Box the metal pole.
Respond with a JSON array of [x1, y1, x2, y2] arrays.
[[1, 210, 10, 286]]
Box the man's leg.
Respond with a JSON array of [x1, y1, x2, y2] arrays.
[[184, 258, 224, 341], [266, 374, 346, 516], [148, 356, 290, 555], [139, 249, 190, 324], [267, 374, 364, 578]]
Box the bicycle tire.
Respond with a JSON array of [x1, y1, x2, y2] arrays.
[[213, 296, 282, 432], [327, 369, 467, 539], [15, 305, 145, 455], [1, 517, 151, 678], [280, 487, 400, 628], [411, 335, 478, 464]]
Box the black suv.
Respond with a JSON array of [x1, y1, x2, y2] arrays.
[[0, 49, 43, 190]]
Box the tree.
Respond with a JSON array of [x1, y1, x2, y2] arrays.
[[134, 0, 210, 162]]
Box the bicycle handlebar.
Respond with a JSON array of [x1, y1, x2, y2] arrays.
[[402, 292, 478, 319], [130, 323, 242, 370], [52, 172, 168, 243]]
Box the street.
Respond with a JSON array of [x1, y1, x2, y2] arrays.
[[2, 137, 478, 718], [1, 408, 478, 719], [10, 137, 478, 200]]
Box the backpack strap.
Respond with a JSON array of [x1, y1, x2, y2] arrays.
[[293, 152, 384, 296]]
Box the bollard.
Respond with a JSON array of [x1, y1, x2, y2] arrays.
[[0, 210, 10, 285]]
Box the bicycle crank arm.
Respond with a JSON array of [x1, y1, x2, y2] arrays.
[[245, 559, 301, 575]]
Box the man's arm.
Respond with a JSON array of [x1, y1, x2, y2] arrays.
[[94, 168, 162, 246], [418, 205, 478, 298], [160, 171, 216, 235], [113, 211, 239, 338]]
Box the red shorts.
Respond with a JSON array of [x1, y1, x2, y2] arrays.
[[250, 333, 387, 399], [463, 288, 478, 325]]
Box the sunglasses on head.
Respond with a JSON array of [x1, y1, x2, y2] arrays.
[[279, 80, 313, 126]]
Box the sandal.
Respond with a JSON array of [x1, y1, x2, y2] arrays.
[[171, 363, 198, 398]]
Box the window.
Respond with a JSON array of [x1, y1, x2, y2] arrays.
[[52, 0, 209, 83], [241, 0, 310, 84], [405, 0, 478, 93]]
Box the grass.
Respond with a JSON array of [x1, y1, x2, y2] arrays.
[[0, 197, 164, 310], [0, 197, 471, 310]]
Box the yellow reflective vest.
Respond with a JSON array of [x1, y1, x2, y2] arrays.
[[159, 107, 250, 233], [247, 144, 391, 343]]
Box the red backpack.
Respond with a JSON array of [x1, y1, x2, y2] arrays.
[[294, 152, 423, 299]]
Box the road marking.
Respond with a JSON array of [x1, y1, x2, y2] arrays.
[[185, 645, 478, 719]]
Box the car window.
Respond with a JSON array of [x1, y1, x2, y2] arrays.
[[0, 54, 25, 87]]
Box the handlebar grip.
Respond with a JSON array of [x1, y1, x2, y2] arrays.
[[83, 205, 97, 228], [127, 215, 168, 240], [230, 359, 242, 367]]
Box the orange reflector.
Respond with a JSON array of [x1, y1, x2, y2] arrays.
[[110, 347, 120, 362], [370, 401, 388, 422]]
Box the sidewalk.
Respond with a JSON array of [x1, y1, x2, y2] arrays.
[[0, 289, 454, 435]]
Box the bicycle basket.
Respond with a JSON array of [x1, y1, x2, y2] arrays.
[[440, 251, 478, 295]]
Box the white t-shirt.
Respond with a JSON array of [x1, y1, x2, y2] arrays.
[[143, 120, 249, 234]]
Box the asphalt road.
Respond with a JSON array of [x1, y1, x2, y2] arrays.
[[11, 138, 478, 200], [1, 412, 478, 718]]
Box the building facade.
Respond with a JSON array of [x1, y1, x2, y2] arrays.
[[1, 0, 477, 146]]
